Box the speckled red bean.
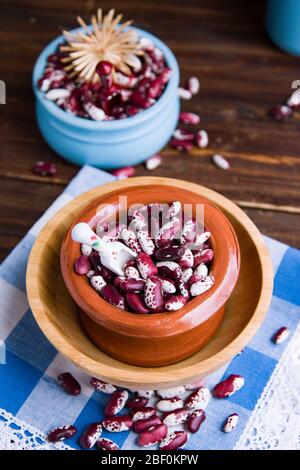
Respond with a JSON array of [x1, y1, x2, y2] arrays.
[[186, 76, 200, 95], [155, 245, 185, 261], [156, 386, 185, 398], [144, 276, 164, 311], [100, 285, 126, 309], [126, 293, 150, 314], [133, 415, 162, 433], [97, 437, 120, 450], [119, 278, 145, 293], [74, 255, 91, 275], [156, 261, 182, 280], [102, 415, 133, 432], [194, 263, 209, 278], [137, 230, 156, 255], [272, 326, 289, 344], [162, 408, 189, 426], [111, 166, 136, 179], [159, 277, 176, 294], [179, 249, 194, 269], [185, 387, 211, 410], [222, 413, 239, 433], [193, 249, 214, 268], [33, 161, 57, 176], [179, 111, 200, 125], [137, 423, 168, 447], [165, 295, 187, 311], [190, 276, 215, 296], [48, 424, 77, 442], [170, 138, 193, 152], [186, 409, 206, 433], [156, 217, 181, 247], [127, 396, 149, 410], [90, 275, 106, 292], [124, 266, 140, 279], [131, 407, 156, 422], [212, 374, 245, 398], [104, 390, 128, 417], [156, 397, 184, 412], [79, 423, 102, 449], [137, 252, 158, 279], [133, 390, 155, 399], [131, 209, 147, 231], [90, 377, 117, 394], [181, 219, 197, 244], [121, 227, 142, 254], [173, 128, 195, 141], [58, 372, 81, 396], [159, 430, 188, 450], [176, 279, 190, 299]]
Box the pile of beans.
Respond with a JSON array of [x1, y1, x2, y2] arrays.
[[74, 201, 215, 314], [48, 373, 244, 449], [38, 37, 171, 121]]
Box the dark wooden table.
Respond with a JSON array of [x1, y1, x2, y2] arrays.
[[1, 0, 299, 261]]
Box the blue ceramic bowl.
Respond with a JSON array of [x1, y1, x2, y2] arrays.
[[32, 27, 180, 169], [266, 0, 300, 56]]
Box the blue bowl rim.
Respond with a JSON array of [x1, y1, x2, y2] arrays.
[[32, 26, 179, 131]]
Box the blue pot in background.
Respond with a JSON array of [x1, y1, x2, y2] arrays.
[[32, 27, 180, 169], [266, 0, 300, 56]]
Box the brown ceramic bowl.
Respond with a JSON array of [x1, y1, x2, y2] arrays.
[[60, 178, 240, 367]]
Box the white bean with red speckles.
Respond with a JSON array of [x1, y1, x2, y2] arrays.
[[156, 397, 184, 412], [156, 386, 185, 398], [222, 413, 239, 433], [179, 249, 194, 269], [185, 387, 211, 410], [162, 408, 189, 426], [182, 268, 193, 283], [90, 377, 117, 394], [144, 154, 162, 170], [102, 415, 133, 432], [194, 263, 208, 278], [104, 389, 128, 417], [90, 275, 106, 292], [165, 295, 187, 311], [124, 266, 140, 279], [190, 275, 215, 296], [137, 230, 155, 255], [159, 430, 188, 450], [81, 244, 92, 256], [160, 277, 176, 294], [131, 407, 156, 422], [121, 227, 141, 254]]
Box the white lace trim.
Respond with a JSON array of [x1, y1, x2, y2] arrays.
[[0, 409, 72, 450], [235, 320, 300, 450]]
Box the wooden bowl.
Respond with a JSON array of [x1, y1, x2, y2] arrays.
[[26, 177, 273, 389], [60, 181, 240, 367]]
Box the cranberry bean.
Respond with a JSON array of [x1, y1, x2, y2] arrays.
[[190, 275, 215, 296], [267, 104, 292, 121], [104, 390, 128, 417], [48, 425, 77, 442], [156, 386, 185, 398], [121, 227, 142, 254], [195, 129, 209, 148], [133, 415, 162, 433], [90, 377, 117, 394], [111, 166, 136, 179], [287, 89, 300, 110], [185, 379, 204, 391], [169, 138, 193, 152], [127, 396, 149, 410], [155, 245, 185, 261], [126, 293, 149, 314], [102, 415, 133, 432], [97, 437, 120, 450], [181, 219, 197, 244], [179, 249, 194, 269], [133, 390, 155, 399], [137, 423, 168, 447], [144, 276, 164, 310], [96, 220, 123, 241], [159, 277, 176, 294], [182, 268, 193, 283], [165, 295, 187, 311], [185, 76, 200, 95], [137, 230, 155, 255], [33, 161, 57, 177], [119, 278, 145, 293], [131, 210, 147, 231], [179, 111, 200, 125], [156, 217, 181, 247], [79, 423, 102, 449], [89, 252, 114, 282], [100, 285, 126, 309], [137, 252, 158, 279], [272, 326, 289, 344], [156, 397, 184, 412], [177, 87, 192, 100], [212, 154, 230, 170], [187, 273, 202, 286], [156, 261, 182, 280], [193, 249, 214, 268], [114, 276, 125, 289], [90, 275, 106, 292], [131, 407, 156, 422], [194, 263, 209, 278], [162, 408, 189, 426], [74, 255, 91, 275], [58, 372, 81, 396], [160, 430, 188, 450], [212, 374, 245, 398], [222, 413, 239, 433], [144, 154, 162, 170], [185, 387, 210, 410], [83, 102, 105, 121], [124, 266, 140, 279], [186, 409, 206, 433], [45, 88, 70, 101], [173, 128, 195, 141]]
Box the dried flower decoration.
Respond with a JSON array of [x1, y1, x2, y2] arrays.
[[60, 8, 144, 82]]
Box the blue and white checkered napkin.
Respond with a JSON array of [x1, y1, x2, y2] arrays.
[[0, 165, 299, 450]]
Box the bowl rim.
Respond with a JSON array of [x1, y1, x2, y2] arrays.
[[60, 186, 241, 337], [26, 177, 273, 388], [32, 25, 180, 131]]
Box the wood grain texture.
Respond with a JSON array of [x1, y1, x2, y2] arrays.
[[1, 0, 300, 262], [26, 177, 273, 388]]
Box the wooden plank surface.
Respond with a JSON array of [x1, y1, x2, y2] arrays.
[[0, 0, 299, 262]]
